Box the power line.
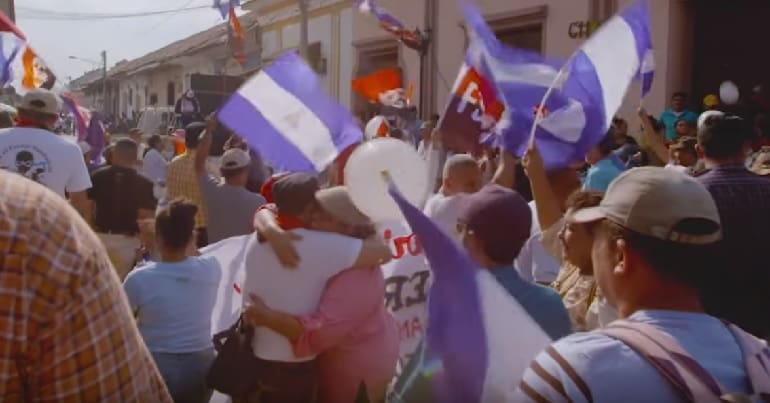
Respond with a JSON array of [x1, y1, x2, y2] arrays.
[[16, 5, 212, 21], [142, 0, 202, 36]]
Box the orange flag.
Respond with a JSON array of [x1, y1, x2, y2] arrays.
[[228, 6, 245, 64], [21, 47, 43, 90], [352, 68, 402, 102]]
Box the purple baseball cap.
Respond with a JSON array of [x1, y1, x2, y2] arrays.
[[457, 184, 532, 263]]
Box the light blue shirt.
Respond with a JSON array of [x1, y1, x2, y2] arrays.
[[124, 256, 222, 353], [490, 266, 572, 340], [516, 310, 752, 402], [660, 108, 699, 141], [583, 157, 623, 192]]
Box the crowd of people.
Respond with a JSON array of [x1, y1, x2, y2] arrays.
[[1, 84, 770, 403]]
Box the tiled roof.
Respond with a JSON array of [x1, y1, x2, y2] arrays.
[[109, 11, 260, 77]]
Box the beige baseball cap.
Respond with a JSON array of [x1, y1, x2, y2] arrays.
[[19, 88, 61, 116], [315, 186, 371, 226], [571, 167, 722, 245]]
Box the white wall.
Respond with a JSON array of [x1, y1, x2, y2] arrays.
[[338, 8, 354, 109]]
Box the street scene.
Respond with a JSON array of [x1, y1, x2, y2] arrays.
[[0, 0, 769, 402]]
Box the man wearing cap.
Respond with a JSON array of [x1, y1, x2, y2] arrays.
[[195, 119, 265, 243], [456, 184, 571, 340], [696, 113, 770, 339], [240, 173, 392, 402], [88, 138, 156, 279], [516, 167, 763, 401], [0, 88, 91, 219]]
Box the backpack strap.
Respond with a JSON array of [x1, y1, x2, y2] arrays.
[[601, 320, 724, 403], [725, 323, 770, 397]]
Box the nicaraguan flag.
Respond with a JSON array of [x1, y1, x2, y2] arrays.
[[218, 52, 362, 173], [388, 183, 552, 402], [462, 1, 574, 167], [630, 1, 655, 97], [556, 0, 654, 143], [465, 0, 653, 169]]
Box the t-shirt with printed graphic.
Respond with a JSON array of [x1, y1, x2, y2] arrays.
[[0, 127, 91, 197]]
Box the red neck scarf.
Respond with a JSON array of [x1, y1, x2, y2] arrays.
[[256, 204, 305, 243], [15, 116, 48, 129]]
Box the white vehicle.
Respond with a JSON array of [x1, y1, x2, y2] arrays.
[[136, 106, 175, 137]]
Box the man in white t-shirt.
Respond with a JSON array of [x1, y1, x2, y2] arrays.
[[242, 173, 391, 402], [423, 154, 482, 242], [0, 89, 92, 219]]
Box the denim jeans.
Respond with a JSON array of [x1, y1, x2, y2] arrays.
[[152, 348, 215, 403]]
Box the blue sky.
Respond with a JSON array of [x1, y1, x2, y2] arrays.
[[15, 0, 225, 82]]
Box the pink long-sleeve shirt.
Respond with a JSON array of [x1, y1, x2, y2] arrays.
[[292, 266, 400, 403]]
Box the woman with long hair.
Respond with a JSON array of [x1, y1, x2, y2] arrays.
[[123, 199, 221, 403]]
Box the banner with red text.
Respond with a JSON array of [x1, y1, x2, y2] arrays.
[[379, 220, 432, 372]]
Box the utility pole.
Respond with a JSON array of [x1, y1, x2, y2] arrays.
[[298, 0, 309, 60], [101, 50, 107, 115]]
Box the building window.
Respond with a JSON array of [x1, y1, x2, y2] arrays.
[[462, 6, 547, 54], [495, 25, 543, 53], [352, 38, 400, 122]]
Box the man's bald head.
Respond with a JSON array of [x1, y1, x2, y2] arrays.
[[442, 154, 482, 195]]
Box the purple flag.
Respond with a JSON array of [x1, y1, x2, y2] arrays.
[[388, 182, 552, 402], [86, 113, 106, 165]]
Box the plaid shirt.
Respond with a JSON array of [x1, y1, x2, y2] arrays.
[[0, 172, 172, 402], [697, 164, 770, 337], [166, 153, 208, 228]]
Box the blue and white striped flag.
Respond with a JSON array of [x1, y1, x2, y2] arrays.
[[553, 0, 655, 134], [218, 52, 362, 173], [464, 0, 654, 169]]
